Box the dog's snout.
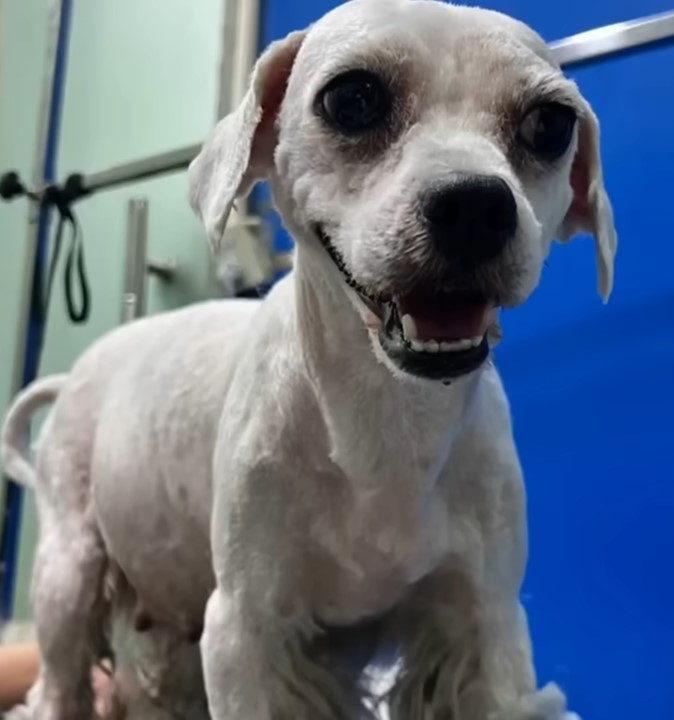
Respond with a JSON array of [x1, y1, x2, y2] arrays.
[[421, 174, 517, 264]]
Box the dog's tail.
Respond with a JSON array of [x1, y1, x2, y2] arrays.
[[1, 374, 68, 488]]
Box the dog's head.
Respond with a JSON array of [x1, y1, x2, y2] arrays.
[[189, 0, 616, 382]]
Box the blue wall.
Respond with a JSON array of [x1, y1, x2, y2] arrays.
[[258, 1, 674, 719], [497, 40, 674, 720]]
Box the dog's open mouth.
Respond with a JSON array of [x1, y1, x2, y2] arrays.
[[316, 226, 492, 381], [378, 290, 491, 380]]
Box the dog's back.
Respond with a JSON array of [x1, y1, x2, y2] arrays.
[[86, 299, 259, 624], [1, 298, 262, 718], [2, 298, 260, 650]]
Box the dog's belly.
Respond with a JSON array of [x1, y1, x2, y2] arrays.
[[93, 420, 218, 629], [86, 301, 259, 629], [97, 475, 215, 629]]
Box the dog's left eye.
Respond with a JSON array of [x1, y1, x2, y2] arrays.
[[318, 70, 391, 134], [518, 102, 577, 161]]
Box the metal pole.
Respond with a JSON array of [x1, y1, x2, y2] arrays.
[[217, 0, 261, 218], [82, 144, 201, 196], [0, 0, 73, 619], [228, 0, 260, 109], [6, 0, 64, 423], [121, 199, 150, 323], [550, 10, 674, 66], [217, 0, 240, 121]]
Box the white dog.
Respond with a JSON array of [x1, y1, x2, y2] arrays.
[[2, 1, 616, 718]]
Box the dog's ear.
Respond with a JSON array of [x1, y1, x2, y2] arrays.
[[188, 30, 306, 254], [557, 101, 617, 302]]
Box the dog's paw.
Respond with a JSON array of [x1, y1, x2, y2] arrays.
[[489, 683, 580, 720], [5, 705, 36, 720]]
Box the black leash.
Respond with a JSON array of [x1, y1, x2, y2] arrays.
[[0, 170, 91, 328]]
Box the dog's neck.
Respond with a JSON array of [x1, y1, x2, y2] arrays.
[[292, 243, 481, 492]]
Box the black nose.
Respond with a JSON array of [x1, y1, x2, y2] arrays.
[[420, 174, 518, 265]]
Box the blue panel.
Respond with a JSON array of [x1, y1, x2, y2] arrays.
[[497, 42, 674, 720], [473, 0, 674, 41], [259, 0, 674, 47], [258, 2, 674, 718]]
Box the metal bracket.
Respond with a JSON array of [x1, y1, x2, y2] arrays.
[[122, 199, 177, 323], [146, 259, 177, 281], [214, 209, 275, 296]]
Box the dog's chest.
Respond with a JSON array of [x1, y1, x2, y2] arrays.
[[307, 458, 451, 624], [288, 371, 472, 624]]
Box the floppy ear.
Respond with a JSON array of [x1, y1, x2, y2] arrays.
[[188, 30, 306, 254], [557, 102, 617, 302]]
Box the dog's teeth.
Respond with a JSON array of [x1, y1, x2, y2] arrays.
[[408, 335, 485, 354], [401, 314, 418, 340], [437, 339, 466, 351]]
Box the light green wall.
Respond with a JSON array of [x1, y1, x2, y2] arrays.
[[2, 0, 228, 619], [0, 0, 51, 544]]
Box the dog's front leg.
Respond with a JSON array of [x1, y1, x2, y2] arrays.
[[201, 588, 274, 719], [460, 594, 577, 720], [389, 572, 578, 720], [201, 570, 363, 720], [201, 460, 363, 720], [201, 480, 290, 720], [388, 414, 579, 720]]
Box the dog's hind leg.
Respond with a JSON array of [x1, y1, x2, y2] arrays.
[[11, 432, 110, 720], [21, 512, 109, 720]]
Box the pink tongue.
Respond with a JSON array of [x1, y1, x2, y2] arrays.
[[398, 292, 489, 342]]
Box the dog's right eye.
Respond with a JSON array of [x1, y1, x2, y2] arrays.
[[318, 70, 391, 135], [518, 102, 577, 161]]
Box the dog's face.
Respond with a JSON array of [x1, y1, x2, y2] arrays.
[[189, 0, 617, 382]]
